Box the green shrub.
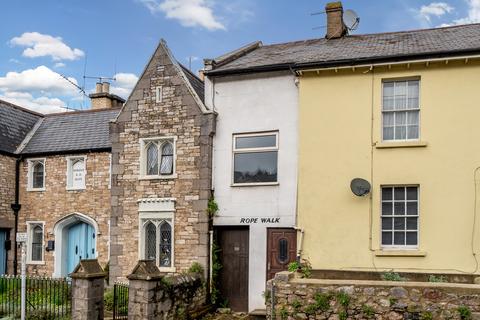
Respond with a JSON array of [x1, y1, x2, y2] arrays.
[[381, 271, 406, 281], [336, 291, 350, 307], [287, 261, 300, 272], [304, 303, 317, 315], [362, 304, 375, 318], [427, 275, 448, 283], [314, 292, 332, 312], [279, 306, 288, 320], [262, 290, 271, 305], [458, 306, 472, 320], [211, 241, 223, 306], [104, 288, 114, 311], [291, 299, 301, 311], [420, 311, 433, 320], [389, 297, 398, 306], [207, 198, 219, 217], [339, 310, 348, 320], [287, 259, 312, 278], [188, 262, 204, 274]]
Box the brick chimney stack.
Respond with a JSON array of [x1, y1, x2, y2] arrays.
[[325, 2, 347, 39], [89, 81, 125, 110]]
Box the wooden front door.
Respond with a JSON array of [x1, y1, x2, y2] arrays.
[[66, 222, 95, 275], [216, 227, 249, 312], [267, 228, 297, 280]]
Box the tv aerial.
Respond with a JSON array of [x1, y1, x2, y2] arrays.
[[350, 178, 371, 197], [343, 9, 360, 32]]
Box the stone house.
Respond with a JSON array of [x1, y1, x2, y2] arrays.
[[0, 101, 42, 275], [109, 40, 215, 283], [0, 86, 123, 277]]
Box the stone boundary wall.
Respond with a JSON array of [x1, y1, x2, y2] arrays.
[[128, 273, 206, 319], [266, 272, 480, 320]]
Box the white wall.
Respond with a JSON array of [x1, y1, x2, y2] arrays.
[[206, 71, 298, 311]]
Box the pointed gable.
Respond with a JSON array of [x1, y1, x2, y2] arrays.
[[116, 39, 210, 120]]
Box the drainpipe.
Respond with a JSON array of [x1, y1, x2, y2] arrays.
[[294, 227, 304, 262], [11, 156, 22, 275]]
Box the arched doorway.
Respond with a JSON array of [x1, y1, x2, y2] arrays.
[[53, 213, 98, 278]]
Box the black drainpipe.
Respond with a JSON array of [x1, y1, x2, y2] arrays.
[[11, 156, 22, 275]]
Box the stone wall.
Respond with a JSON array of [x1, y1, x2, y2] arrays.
[[109, 41, 215, 282], [19, 152, 111, 276], [0, 154, 16, 274], [266, 272, 480, 320], [128, 272, 206, 319]]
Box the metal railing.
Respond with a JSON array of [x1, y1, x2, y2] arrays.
[[0, 275, 71, 319], [113, 282, 128, 320]]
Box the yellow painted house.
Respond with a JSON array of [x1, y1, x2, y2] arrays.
[[204, 4, 480, 309], [296, 5, 480, 275]]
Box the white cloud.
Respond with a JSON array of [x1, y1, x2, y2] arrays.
[[10, 32, 84, 61], [0, 65, 83, 113], [54, 62, 66, 68], [453, 0, 480, 24], [419, 2, 454, 22], [138, 0, 225, 30], [0, 65, 78, 95], [110, 73, 139, 99], [0, 91, 68, 113]]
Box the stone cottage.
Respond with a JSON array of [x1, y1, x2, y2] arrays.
[[109, 40, 215, 283], [0, 100, 42, 275], [0, 86, 123, 277]]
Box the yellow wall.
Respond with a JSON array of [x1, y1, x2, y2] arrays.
[[298, 60, 480, 274]]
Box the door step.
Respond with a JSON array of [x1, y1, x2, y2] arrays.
[[249, 309, 266, 319]]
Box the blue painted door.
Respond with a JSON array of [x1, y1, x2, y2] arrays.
[[66, 222, 95, 275], [0, 231, 6, 275]]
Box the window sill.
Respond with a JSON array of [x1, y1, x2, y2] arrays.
[[159, 267, 176, 273], [139, 174, 177, 180], [375, 141, 428, 149], [66, 187, 86, 191], [375, 250, 426, 257], [27, 188, 45, 192], [231, 182, 279, 187], [27, 261, 46, 265]]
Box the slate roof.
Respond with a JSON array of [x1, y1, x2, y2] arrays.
[[208, 23, 480, 75], [21, 108, 119, 155], [0, 100, 42, 155], [180, 64, 205, 103]]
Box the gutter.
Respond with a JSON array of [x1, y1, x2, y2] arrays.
[[204, 48, 480, 77], [19, 147, 111, 158]]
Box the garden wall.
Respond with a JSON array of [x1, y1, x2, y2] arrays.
[[266, 272, 480, 320], [127, 260, 207, 319]]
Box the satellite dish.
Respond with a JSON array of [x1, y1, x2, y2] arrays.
[[350, 178, 371, 197], [343, 9, 360, 31]]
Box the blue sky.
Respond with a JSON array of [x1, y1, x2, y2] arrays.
[[0, 0, 479, 113]]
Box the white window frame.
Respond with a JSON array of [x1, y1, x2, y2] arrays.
[[380, 185, 419, 250], [27, 158, 46, 191], [155, 86, 163, 103], [66, 155, 87, 190], [138, 198, 176, 272], [139, 136, 177, 180], [231, 131, 279, 186], [381, 79, 421, 142], [26, 221, 45, 264]]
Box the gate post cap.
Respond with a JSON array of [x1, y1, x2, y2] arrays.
[[70, 259, 106, 279], [128, 260, 163, 281]]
